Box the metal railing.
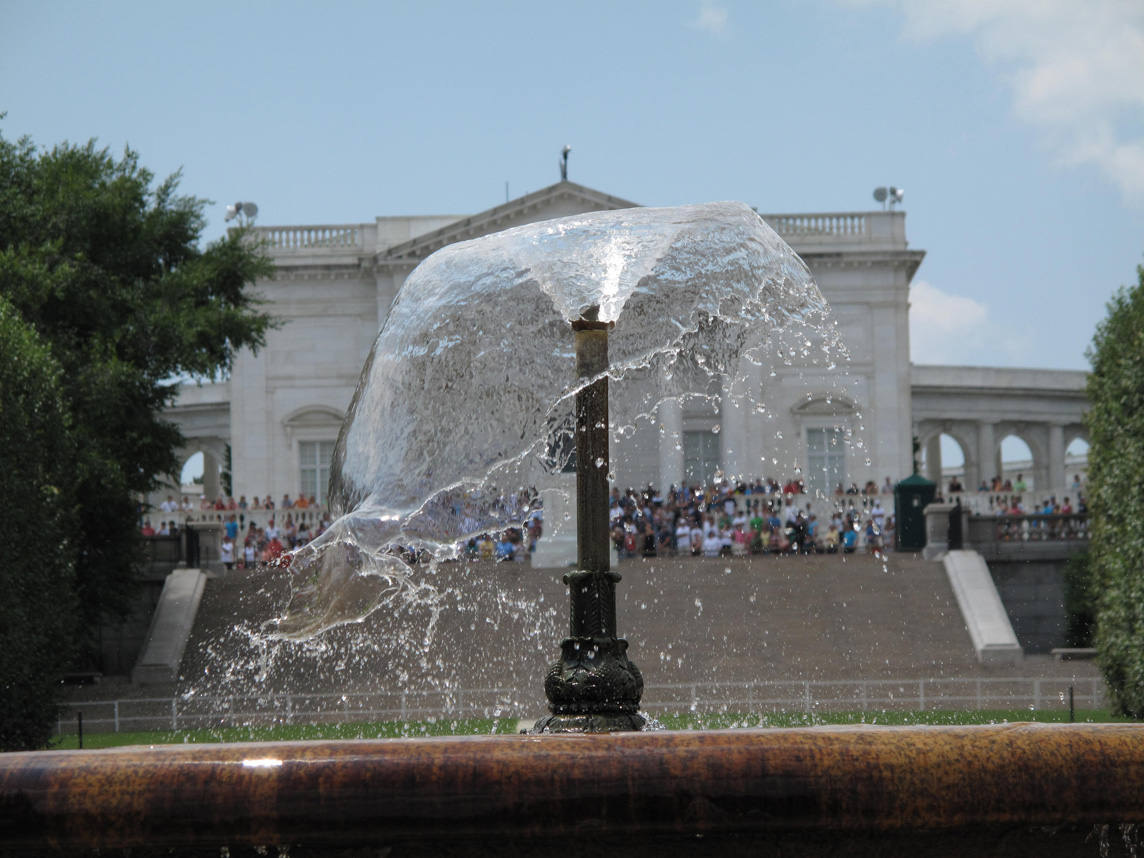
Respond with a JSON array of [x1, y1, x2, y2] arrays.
[[60, 677, 1108, 734]]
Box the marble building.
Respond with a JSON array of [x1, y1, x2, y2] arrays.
[[163, 181, 1085, 510]]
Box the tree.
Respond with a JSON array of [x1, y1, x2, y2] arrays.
[[1086, 261, 1144, 716], [0, 129, 275, 686], [0, 296, 79, 750]]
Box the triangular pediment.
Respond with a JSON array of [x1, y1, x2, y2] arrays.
[[381, 181, 641, 262]]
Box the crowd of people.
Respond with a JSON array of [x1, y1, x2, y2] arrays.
[[153, 493, 322, 513], [142, 493, 333, 572], [460, 477, 898, 563], [142, 470, 1089, 568], [602, 480, 894, 559]]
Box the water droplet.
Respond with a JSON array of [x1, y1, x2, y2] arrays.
[[595, 457, 605, 468], [712, 424, 721, 434]]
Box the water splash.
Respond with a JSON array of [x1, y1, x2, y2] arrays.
[[267, 201, 846, 639]]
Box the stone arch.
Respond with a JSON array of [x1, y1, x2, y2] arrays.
[[916, 421, 979, 489], [168, 437, 228, 506], [1064, 426, 1089, 450], [1063, 426, 1090, 489], [994, 423, 1047, 492]]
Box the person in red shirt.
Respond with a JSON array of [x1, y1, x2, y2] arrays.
[[262, 536, 285, 564]]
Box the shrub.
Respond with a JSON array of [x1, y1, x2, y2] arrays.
[[0, 297, 79, 750], [1086, 262, 1144, 716]]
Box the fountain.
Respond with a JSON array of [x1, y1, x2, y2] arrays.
[[2, 203, 1144, 855]]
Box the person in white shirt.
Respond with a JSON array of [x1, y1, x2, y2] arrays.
[[159, 495, 177, 513], [784, 499, 800, 526], [675, 518, 692, 555], [220, 536, 235, 572]]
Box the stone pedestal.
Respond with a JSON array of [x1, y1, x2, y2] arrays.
[[530, 476, 578, 569], [531, 476, 619, 569], [923, 502, 968, 561]]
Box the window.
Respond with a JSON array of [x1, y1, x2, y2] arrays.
[[806, 427, 845, 497], [683, 430, 721, 485], [300, 440, 336, 506]]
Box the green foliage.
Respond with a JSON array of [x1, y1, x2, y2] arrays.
[[1086, 261, 1144, 716], [0, 129, 274, 685], [1063, 549, 1096, 648], [0, 297, 79, 750]]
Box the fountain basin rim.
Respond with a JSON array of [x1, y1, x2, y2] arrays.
[[3, 723, 1143, 851]]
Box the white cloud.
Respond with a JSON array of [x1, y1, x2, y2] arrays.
[[908, 280, 1034, 365], [843, 0, 1144, 204], [693, 0, 729, 35]]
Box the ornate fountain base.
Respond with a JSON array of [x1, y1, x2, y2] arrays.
[[533, 634, 646, 733], [532, 570, 645, 734]]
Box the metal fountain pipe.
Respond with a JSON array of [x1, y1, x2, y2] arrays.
[[572, 306, 611, 575], [532, 306, 644, 733]]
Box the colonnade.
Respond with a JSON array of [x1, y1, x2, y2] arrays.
[[918, 419, 1085, 493]]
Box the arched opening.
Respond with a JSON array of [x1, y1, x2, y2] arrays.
[[181, 451, 204, 490], [919, 432, 969, 493], [1000, 434, 1034, 491], [1065, 437, 1089, 490], [176, 445, 224, 504]]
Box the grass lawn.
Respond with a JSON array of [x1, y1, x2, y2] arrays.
[[48, 708, 1127, 750]]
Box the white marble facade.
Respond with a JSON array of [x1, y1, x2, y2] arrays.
[[166, 182, 925, 508]]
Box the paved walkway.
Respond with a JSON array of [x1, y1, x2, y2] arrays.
[[69, 552, 1102, 720]]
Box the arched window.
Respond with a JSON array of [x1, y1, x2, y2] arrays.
[[283, 406, 344, 506], [793, 394, 858, 497]]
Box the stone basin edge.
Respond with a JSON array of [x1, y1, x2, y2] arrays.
[[1, 723, 1142, 851]]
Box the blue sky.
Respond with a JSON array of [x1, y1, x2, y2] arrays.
[[2, 0, 1142, 374]]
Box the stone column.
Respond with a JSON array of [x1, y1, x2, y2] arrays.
[[202, 449, 221, 502], [720, 374, 750, 483], [977, 422, 996, 489], [925, 434, 943, 486], [657, 398, 684, 491], [1048, 424, 1065, 491]]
